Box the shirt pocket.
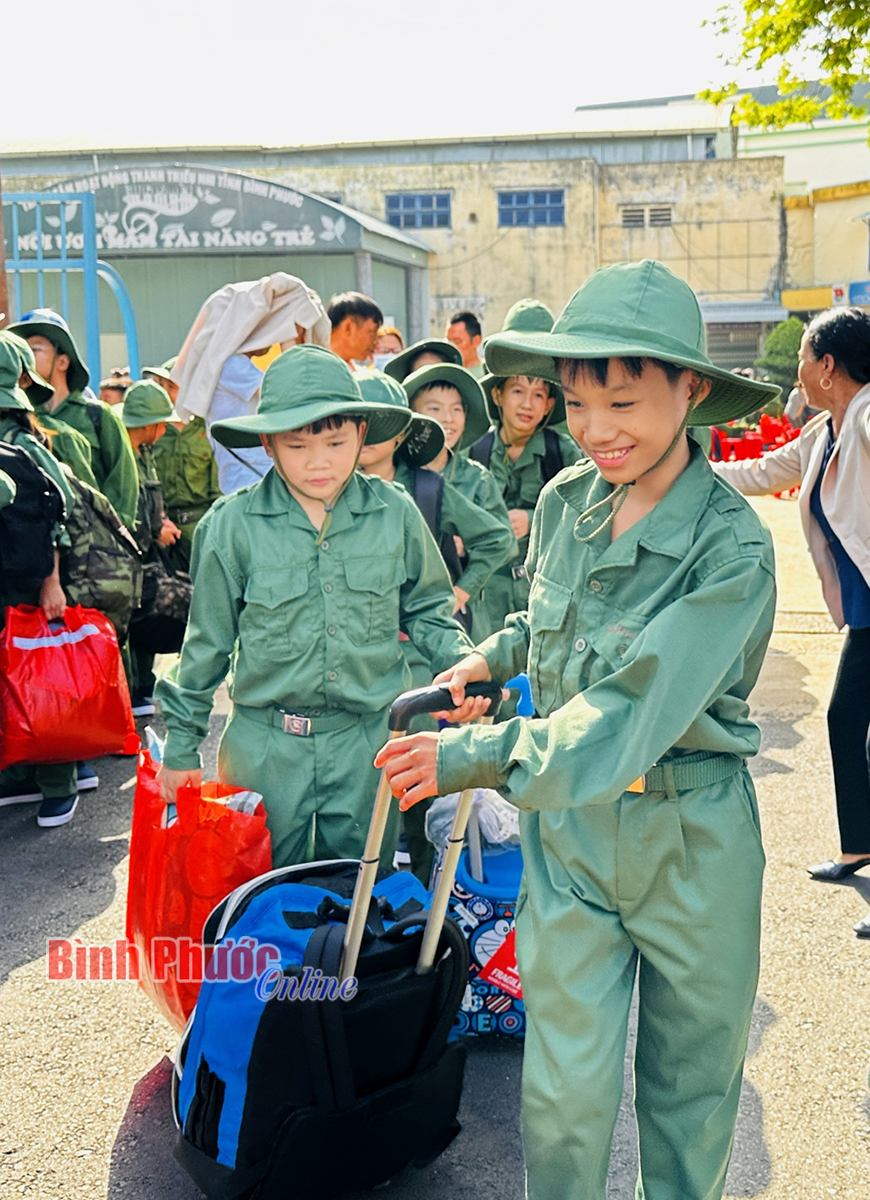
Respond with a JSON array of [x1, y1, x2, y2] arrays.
[[528, 575, 573, 711], [343, 555, 406, 646], [586, 616, 647, 683], [241, 566, 310, 658]]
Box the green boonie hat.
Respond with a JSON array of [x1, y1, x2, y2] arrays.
[[2, 330, 54, 405], [356, 369, 444, 467], [501, 298, 556, 335], [8, 308, 90, 393], [402, 362, 490, 447], [120, 380, 181, 428], [484, 261, 781, 426], [211, 344, 411, 449], [0, 332, 36, 412], [384, 338, 462, 383], [143, 356, 178, 382]]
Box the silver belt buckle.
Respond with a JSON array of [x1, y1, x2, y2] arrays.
[[282, 713, 312, 736], [511, 562, 528, 581]]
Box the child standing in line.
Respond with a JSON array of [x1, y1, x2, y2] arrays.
[[377, 262, 780, 1200], [156, 346, 472, 868]]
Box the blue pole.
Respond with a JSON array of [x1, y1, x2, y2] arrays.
[[80, 193, 101, 386], [96, 262, 140, 380]]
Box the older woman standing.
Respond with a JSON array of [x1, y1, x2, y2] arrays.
[[715, 307, 870, 897]]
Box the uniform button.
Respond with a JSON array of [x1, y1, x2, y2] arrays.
[[323, 583, 333, 593], [616, 644, 628, 656], [327, 670, 338, 681], [320, 540, 330, 551], [327, 625, 337, 636], [574, 637, 587, 652], [589, 579, 602, 593]]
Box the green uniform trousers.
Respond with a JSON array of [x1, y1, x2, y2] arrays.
[[217, 704, 397, 868], [516, 769, 765, 1200]]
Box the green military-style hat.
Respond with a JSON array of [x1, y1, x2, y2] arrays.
[[142, 356, 178, 383], [401, 362, 490, 446], [499, 298, 556, 335], [355, 368, 444, 467], [0, 332, 36, 412], [480, 295, 564, 429], [8, 308, 90, 393], [2, 329, 54, 405], [120, 380, 181, 428], [211, 344, 411, 450], [484, 261, 781, 426], [384, 338, 462, 383]]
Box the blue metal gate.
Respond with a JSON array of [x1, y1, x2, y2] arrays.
[[3, 191, 141, 381]]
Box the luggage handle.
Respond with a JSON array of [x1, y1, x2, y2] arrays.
[[340, 682, 502, 983]]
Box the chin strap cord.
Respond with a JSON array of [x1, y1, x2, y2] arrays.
[[574, 383, 703, 544]]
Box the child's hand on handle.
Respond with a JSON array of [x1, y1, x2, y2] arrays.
[[432, 652, 494, 722], [374, 733, 439, 811], [157, 766, 202, 806]]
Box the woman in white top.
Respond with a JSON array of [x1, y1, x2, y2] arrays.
[[714, 307, 870, 906]]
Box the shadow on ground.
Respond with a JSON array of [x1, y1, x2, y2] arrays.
[[750, 648, 819, 779]]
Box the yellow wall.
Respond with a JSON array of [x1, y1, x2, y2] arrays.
[[811, 191, 870, 284]]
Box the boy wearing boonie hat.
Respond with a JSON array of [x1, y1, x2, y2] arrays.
[[467, 299, 581, 632], [156, 345, 471, 867], [376, 262, 779, 1200], [385, 338, 489, 447]]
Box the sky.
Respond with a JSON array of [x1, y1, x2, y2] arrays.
[[1, 0, 779, 151]]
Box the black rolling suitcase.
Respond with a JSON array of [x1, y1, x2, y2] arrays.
[[172, 682, 502, 1199]]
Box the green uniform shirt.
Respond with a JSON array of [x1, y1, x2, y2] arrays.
[[393, 461, 516, 601], [45, 391, 138, 529], [0, 470, 15, 509], [37, 412, 99, 490], [157, 468, 473, 771], [152, 416, 220, 515], [443, 450, 513, 526], [437, 442, 777, 809], [0, 415, 74, 547]]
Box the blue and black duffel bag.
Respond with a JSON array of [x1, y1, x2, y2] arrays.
[[172, 682, 502, 1200]]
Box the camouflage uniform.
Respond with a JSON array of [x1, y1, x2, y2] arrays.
[[152, 415, 221, 571]]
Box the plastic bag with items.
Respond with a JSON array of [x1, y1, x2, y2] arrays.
[[425, 787, 520, 854]]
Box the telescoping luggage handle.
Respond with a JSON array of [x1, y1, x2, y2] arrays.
[[340, 682, 503, 983]]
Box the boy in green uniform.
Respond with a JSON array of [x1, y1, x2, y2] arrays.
[[385, 338, 489, 446], [376, 262, 780, 1200], [121, 381, 183, 711], [9, 310, 138, 528], [155, 345, 471, 867], [0, 332, 80, 826]]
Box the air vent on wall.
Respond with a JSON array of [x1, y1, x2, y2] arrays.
[[648, 206, 673, 227], [621, 206, 645, 228]]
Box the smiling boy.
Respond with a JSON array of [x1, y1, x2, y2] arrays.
[[156, 345, 471, 867], [376, 262, 780, 1200]]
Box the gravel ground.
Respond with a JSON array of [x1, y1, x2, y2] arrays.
[[0, 494, 867, 1199]]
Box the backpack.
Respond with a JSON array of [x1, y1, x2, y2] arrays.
[[172, 861, 468, 1200], [468, 425, 564, 484], [0, 441, 65, 595], [407, 468, 472, 633], [60, 473, 143, 639]]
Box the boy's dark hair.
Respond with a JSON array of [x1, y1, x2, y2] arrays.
[[411, 380, 464, 408], [556, 357, 687, 388], [806, 307, 870, 385], [449, 311, 481, 340], [494, 375, 557, 400], [327, 292, 383, 329], [0, 407, 51, 446], [291, 413, 366, 436]]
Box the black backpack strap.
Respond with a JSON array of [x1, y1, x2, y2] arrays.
[[300, 925, 339, 1112], [415, 918, 470, 1072], [541, 427, 564, 484], [408, 466, 441, 542], [315, 923, 357, 1111], [467, 429, 495, 469]]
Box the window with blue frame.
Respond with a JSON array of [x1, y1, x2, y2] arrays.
[[385, 193, 451, 230], [497, 190, 565, 227]]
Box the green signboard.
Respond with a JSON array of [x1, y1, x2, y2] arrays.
[[10, 165, 360, 256]]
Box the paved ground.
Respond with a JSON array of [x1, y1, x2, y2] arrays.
[[0, 495, 868, 1199]]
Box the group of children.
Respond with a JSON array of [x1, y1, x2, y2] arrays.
[[4, 261, 784, 1199]]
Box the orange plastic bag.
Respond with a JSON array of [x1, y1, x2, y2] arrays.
[[0, 604, 138, 770], [126, 749, 272, 1031]]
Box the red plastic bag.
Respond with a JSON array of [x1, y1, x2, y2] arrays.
[[126, 748, 272, 1030], [0, 604, 138, 770]]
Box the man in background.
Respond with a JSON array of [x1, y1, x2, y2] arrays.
[[328, 292, 383, 368], [446, 310, 483, 378]]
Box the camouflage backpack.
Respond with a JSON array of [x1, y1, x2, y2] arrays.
[[60, 472, 143, 639]]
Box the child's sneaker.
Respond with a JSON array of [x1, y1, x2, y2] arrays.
[[131, 694, 156, 717], [0, 784, 42, 808], [37, 794, 79, 828], [77, 763, 99, 791]]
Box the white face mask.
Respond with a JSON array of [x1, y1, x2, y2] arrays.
[[372, 352, 398, 372]]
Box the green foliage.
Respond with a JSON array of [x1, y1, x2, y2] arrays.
[[700, 1, 870, 130], [754, 315, 804, 393]]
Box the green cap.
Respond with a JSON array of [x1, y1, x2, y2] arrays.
[[356, 369, 444, 467], [120, 380, 181, 428], [384, 338, 462, 383], [1, 330, 54, 405], [402, 362, 490, 446], [211, 344, 411, 449], [142, 356, 178, 382], [8, 308, 89, 393], [484, 261, 781, 426], [501, 298, 556, 335], [0, 332, 36, 412]]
